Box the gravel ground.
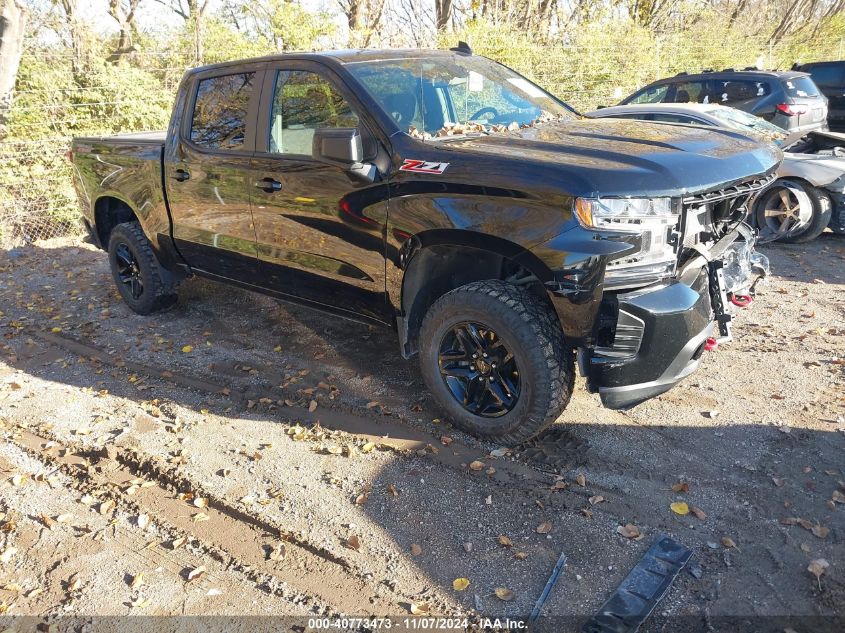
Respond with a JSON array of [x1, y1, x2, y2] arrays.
[[0, 234, 843, 631]]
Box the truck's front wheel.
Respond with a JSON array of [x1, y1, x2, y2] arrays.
[[419, 280, 574, 446], [108, 221, 177, 315]]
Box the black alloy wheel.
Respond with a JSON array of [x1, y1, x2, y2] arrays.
[[114, 242, 144, 300], [438, 321, 521, 417]]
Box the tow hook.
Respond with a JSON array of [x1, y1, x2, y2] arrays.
[[730, 294, 753, 308], [704, 337, 719, 352]]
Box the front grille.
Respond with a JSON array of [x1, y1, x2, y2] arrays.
[[681, 173, 776, 248]]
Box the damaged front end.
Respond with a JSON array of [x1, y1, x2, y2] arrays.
[[583, 174, 774, 409]]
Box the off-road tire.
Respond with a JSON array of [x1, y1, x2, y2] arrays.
[[108, 221, 178, 315], [419, 280, 574, 446]]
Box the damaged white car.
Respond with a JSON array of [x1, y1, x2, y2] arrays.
[[587, 103, 845, 243]]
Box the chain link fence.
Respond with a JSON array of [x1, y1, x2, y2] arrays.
[[1, 34, 843, 249]]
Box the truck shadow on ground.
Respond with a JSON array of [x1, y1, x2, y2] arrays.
[[1, 241, 844, 625]]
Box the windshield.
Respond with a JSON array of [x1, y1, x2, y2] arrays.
[[704, 105, 788, 145], [346, 55, 576, 139]]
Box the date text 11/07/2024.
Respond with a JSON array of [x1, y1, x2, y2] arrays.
[[306, 617, 527, 629]]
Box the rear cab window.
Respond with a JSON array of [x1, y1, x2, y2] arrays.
[[190, 73, 256, 150], [782, 76, 820, 98]]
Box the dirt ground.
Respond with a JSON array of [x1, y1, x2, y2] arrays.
[[0, 234, 843, 631]]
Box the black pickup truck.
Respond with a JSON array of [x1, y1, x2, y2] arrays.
[[71, 47, 779, 445]]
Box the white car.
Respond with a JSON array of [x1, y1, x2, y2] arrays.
[[588, 102, 845, 243]]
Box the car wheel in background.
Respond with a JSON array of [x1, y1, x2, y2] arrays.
[[418, 280, 575, 446], [754, 179, 832, 243]]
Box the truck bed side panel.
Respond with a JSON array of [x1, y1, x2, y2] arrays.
[[71, 136, 177, 263]]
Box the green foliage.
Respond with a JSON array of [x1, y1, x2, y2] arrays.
[[3, 2, 845, 245], [446, 13, 845, 111]]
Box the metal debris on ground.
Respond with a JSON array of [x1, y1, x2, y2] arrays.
[[528, 549, 568, 624], [581, 535, 693, 633]]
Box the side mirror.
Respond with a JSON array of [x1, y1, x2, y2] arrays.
[[312, 127, 363, 166]]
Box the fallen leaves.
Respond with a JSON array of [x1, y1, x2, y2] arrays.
[[671, 481, 689, 493], [588, 495, 605, 506], [187, 566, 206, 581], [808, 558, 829, 589], [575, 473, 586, 487], [346, 535, 361, 551], [690, 506, 707, 520], [468, 460, 485, 471], [721, 536, 738, 550], [410, 543, 422, 556], [180, 345, 193, 353], [811, 524, 829, 539], [497, 535, 513, 547], [670, 502, 689, 516], [410, 602, 430, 615], [781, 517, 830, 538], [268, 542, 287, 561], [494, 587, 515, 601], [536, 521, 552, 534], [452, 577, 470, 591], [616, 524, 641, 539]]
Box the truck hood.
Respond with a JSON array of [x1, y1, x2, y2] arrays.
[[443, 118, 781, 198]]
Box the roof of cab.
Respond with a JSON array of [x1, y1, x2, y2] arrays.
[[184, 48, 463, 75]]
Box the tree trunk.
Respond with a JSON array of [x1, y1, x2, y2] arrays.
[[106, 0, 140, 64], [435, 0, 452, 31], [0, 0, 26, 132]]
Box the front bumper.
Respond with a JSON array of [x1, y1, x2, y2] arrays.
[[585, 271, 714, 409], [585, 227, 765, 410]]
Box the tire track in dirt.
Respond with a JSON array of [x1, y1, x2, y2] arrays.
[[32, 329, 573, 487], [5, 424, 407, 619]]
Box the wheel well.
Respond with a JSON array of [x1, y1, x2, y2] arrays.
[[94, 197, 137, 248], [399, 244, 553, 357]]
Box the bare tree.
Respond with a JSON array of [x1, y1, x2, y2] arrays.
[[0, 0, 26, 132], [337, 0, 390, 45], [107, 0, 142, 64], [56, 0, 87, 78], [153, 0, 211, 62], [435, 0, 452, 31]]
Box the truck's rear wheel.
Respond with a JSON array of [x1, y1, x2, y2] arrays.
[[108, 221, 177, 315], [419, 280, 574, 446]]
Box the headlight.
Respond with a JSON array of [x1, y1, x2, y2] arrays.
[[574, 197, 680, 289]]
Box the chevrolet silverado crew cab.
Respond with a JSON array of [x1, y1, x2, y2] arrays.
[[71, 46, 780, 445]]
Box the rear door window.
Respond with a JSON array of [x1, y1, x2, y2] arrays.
[[671, 82, 710, 104], [782, 76, 820, 98], [628, 84, 670, 104], [190, 73, 256, 150], [717, 80, 770, 104]]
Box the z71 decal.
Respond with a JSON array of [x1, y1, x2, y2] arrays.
[[399, 159, 450, 174]]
